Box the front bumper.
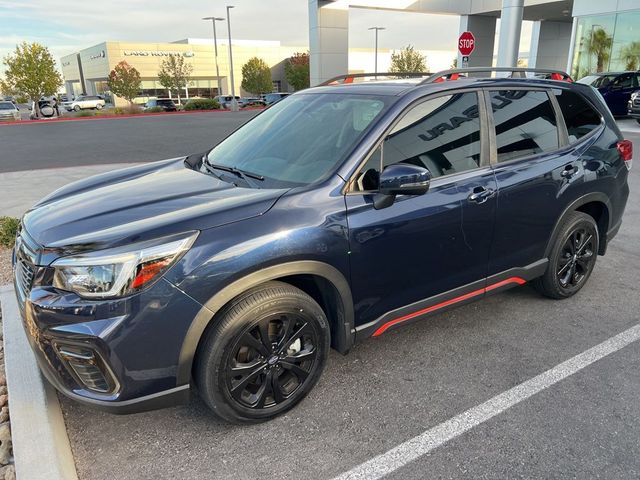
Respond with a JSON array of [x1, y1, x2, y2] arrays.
[[15, 263, 204, 414]]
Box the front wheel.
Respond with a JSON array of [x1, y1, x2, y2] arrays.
[[195, 281, 330, 423], [96, 103, 103, 110], [533, 211, 599, 299], [73, 105, 80, 112]]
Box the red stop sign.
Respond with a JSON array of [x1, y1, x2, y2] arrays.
[[458, 31, 475, 56]]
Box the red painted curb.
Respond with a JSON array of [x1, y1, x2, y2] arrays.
[[0, 107, 265, 126]]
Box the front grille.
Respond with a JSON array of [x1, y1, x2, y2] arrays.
[[634, 98, 640, 107], [15, 245, 36, 296]]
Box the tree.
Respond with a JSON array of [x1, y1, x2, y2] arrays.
[[621, 42, 640, 71], [284, 52, 310, 91], [389, 45, 427, 75], [241, 57, 272, 95], [587, 28, 613, 73], [157, 54, 193, 105], [107, 61, 141, 105], [1, 42, 62, 117]]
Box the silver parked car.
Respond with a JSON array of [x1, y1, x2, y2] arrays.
[[0, 101, 20, 121], [63, 95, 106, 112]]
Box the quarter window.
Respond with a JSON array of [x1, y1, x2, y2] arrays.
[[553, 89, 602, 142], [489, 90, 559, 163]]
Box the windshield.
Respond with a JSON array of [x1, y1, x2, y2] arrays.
[[0, 102, 14, 110], [205, 93, 390, 187], [578, 75, 617, 88]]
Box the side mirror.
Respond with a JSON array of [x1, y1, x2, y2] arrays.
[[379, 163, 431, 196], [374, 163, 431, 209]]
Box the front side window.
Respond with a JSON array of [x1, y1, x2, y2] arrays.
[[206, 93, 390, 187], [553, 89, 602, 142], [489, 90, 559, 163]]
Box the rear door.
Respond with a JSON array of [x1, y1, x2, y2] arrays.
[[486, 87, 597, 278]]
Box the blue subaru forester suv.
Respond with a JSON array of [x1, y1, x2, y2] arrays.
[[15, 68, 631, 423]]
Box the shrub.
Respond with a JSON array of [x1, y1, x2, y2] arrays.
[[75, 110, 95, 117], [145, 106, 164, 113], [0, 217, 19, 248], [184, 98, 220, 110]]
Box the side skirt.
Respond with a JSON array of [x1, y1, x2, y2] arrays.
[[356, 259, 548, 338]]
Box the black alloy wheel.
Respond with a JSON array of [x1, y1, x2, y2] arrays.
[[195, 281, 330, 423], [226, 313, 319, 409], [533, 211, 599, 299], [556, 227, 595, 289]]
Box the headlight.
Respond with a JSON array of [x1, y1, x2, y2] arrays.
[[51, 232, 198, 299]]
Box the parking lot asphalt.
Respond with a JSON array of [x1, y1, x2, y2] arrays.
[[0, 111, 257, 173], [59, 131, 640, 480]]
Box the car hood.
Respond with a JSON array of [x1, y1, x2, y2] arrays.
[[22, 158, 288, 259]]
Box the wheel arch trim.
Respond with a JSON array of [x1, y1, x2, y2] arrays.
[[176, 260, 354, 385], [544, 192, 611, 258]]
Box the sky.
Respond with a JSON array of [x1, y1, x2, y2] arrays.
[[0, 0, 532, 76]]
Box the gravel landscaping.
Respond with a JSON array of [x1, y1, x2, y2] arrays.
[[0, 248, 15, 479]]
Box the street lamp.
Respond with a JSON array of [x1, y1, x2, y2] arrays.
[[226, 5, 239, 111], [202, 16, 225, 97], [368, 27, 385, 78]]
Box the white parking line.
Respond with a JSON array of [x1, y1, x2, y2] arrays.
[[333, 323, 640, 480]]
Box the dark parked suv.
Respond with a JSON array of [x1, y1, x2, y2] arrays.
[[578, 71, 640, 116], [14, 68, 631, 423]]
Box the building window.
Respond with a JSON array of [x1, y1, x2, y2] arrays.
[[571, 10, 640, 80]]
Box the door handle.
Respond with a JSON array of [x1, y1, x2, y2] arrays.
[[468, 186, 495, 204], [561, 164, 578, 179]]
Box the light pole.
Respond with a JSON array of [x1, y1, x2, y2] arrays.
[[368, 27, 385, 78], [202, 16, 225, 97], [226, 5, 239, 111]]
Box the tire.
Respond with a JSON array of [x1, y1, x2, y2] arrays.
[[195, 281, 330, 423], [533, 211, 599, 299], [636, 119, 640, 125], [73, 105, 80, 112], [96, 103, 103, 110]]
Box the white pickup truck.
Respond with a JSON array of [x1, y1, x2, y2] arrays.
[[63, 95, 106, 112]]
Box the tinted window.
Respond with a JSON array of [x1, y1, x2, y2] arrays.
[[0, 102, 14, 110], [553, 89, 602, 142], [613, 74, 634, 88], [157, 100, 173, 106], [490, 90, 559, 162], [382, 92, 482, 178]]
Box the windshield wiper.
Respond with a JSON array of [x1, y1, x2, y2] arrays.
[[205, 161, 265, 187]]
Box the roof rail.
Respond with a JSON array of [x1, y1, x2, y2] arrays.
[[320, 72, 431, 86], [419, 67, 573, 84]]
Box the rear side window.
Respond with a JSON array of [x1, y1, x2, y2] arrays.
[[553, 90, 602, 142], [489, 90, 559, 163]]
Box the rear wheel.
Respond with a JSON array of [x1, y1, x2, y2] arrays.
[[195, 281, 330, 423], [533, 211, 599, 299], [96, 103, 103, 110]]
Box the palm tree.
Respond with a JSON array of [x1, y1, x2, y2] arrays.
[[587, 28, 613, 73], [621, 42, 640, 71]]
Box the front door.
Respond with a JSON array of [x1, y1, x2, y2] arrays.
[[345, 91, 497, 336]]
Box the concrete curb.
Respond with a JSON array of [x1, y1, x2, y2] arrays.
[[0, 285, 78, 480]]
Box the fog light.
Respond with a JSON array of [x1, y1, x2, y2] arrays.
[[55, 344, 118, 394]]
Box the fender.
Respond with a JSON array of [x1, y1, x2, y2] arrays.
[[544, 192, 612, 258], [176, 260, 354, 385]]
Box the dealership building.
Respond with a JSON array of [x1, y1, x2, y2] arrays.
[[60, 39, 307, 105], [309, 0, 640, 84]]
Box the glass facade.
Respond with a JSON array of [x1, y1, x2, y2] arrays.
[[571, 10, 640, 80]]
